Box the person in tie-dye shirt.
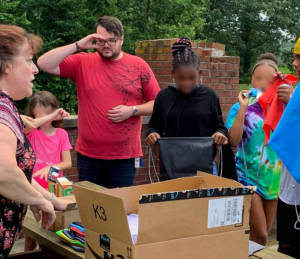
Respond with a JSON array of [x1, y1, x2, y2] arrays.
[[226, 53, 292, 246]]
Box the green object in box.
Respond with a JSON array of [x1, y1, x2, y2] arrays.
[[56, 230, 84, 248], [58, 185, 73, 197], [48, 180, 56, 194]]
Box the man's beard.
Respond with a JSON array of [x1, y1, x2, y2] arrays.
[[97, 48, 120, 60]]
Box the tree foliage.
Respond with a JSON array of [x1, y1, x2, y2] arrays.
[[0, 0, 207, 113], [0, 0, 299, 112], [200, 0, 300, 82]]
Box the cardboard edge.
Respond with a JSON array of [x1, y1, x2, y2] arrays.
[[138, 185, 255, 204], [135, 228, 250, 259], [73, 183, 134, 245]]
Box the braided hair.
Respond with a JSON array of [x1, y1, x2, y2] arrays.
[[171, 38, 200, 70]]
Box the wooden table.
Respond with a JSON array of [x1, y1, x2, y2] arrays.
[[22, 211, 84, 259]]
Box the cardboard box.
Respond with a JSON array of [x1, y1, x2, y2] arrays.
[[49, 195, 81, 232], [56, 177, 73, 197], [73, 172, 255, 259]]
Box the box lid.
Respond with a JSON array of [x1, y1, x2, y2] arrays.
[[73, 181, 134, 245]]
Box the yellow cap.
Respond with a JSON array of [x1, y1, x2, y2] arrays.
[[294, 38, 300, 55]]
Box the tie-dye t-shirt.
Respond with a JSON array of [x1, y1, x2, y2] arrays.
[[226, 90, 282, 200]]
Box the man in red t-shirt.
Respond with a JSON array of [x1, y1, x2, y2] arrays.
[[38, 16, 160, 188]]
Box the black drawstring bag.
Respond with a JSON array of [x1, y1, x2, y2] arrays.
[[157, 137, 214, 180]]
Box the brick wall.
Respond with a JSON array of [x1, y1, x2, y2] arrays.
[[63, 39, 240, 186]]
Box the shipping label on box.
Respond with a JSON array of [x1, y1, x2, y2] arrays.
[[207, 196, 244, 228]]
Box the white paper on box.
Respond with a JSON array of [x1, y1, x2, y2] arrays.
[[248, 240, 264, 256], [127, 213, 139, 244], [207, 196, 244, 228]]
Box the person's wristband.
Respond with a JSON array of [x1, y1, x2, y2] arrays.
[[75, 42, 83, 52], [132, 106, 138, 116]]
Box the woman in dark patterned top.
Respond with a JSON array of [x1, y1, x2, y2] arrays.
[[0, 25, 66, 258]]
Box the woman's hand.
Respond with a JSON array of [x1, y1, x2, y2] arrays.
[[146, 132, 161, 145], [30, 199, 56, 229], [212, 132, 228, 145], [33, 166, 50, 180], [238, 90, 250, 109], [52, 197, 68, 211]]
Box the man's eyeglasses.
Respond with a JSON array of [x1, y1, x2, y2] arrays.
[[97, 38, 119, 46]]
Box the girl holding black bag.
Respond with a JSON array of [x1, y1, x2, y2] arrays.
[[146, 38, 236, 181]]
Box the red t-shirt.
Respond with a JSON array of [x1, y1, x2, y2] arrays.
[[59, 52, 160, 159]]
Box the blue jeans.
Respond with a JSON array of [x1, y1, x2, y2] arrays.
[[77, 153, 136, 188]]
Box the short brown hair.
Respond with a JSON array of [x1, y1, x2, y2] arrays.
[[0, 24, 42, 76], [95, 16, 124, 38], [27, 91, 62, 128]]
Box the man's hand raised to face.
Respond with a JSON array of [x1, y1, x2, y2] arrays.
[[76, 34, 104, 50]]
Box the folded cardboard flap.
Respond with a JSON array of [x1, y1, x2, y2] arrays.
[[74, 181, 107, 191], [107, 172, 247, 216], [73, 183, 133, 245], [105, 176, 204, 214], [197, 171, 243, 188], [135, 173, 253, 244], [137, 188, 252, 244]]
